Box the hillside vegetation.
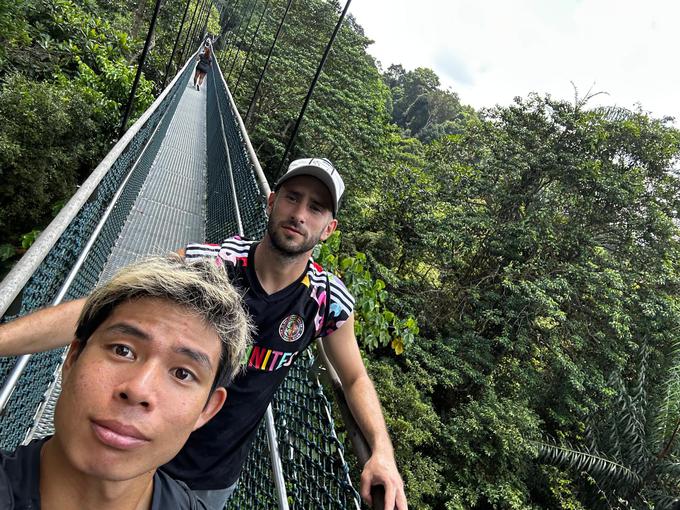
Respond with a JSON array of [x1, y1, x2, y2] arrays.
[[2, 1, 680, 508]]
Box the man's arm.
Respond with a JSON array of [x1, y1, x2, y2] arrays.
[[0, 249, 188, 357], [0, 298, 85, 356], [322, 314, 407, 510]]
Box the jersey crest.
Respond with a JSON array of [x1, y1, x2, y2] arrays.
[[279, 314, 305, 342]]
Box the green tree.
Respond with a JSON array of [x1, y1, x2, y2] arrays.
[[351, 95, 680, 508], [382, 65, 473, 141], [539, 340, 680, 508], [185, 1, 680, 506]]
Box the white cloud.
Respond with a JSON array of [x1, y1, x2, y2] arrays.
[[349, 0, 680, 122]]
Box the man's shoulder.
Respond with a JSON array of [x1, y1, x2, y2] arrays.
[[153, 470, 207, 510], [307, 259, 354, 307], [185, 237, 254, 265], [0, 439, 43, 510]]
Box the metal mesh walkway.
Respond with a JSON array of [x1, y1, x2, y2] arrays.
[[25, 75, 211, 440], [99, 79, 209, 280]]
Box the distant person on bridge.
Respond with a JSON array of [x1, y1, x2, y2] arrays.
[[193, 45, 212, 91], [0, 255, 250, 510], [0, 158, 408, 510]]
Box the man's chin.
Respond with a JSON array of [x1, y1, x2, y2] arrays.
[[273, 243, 307, 258], [270, 234, 311, 257], [77, 456, 156, 482]]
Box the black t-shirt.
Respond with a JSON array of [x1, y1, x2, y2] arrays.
[[0, 438, 207, 509], [197, 52, 211, 67], [163, 237, 355, 489]]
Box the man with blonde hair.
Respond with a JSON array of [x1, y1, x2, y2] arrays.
[[0, 255, 250, 510]]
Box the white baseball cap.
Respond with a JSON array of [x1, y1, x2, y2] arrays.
[[275, 158, 345, 217]]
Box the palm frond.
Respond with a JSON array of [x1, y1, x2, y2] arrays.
[[650, 340, 680, 456], [598, 371, 650, 470], [535, 437, 642, 490], [593, 105, 635, 122], [645, 490, 680, 510], [657, 460, 680, 477]]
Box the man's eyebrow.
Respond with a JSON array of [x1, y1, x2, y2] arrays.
[[175, 346, 214, 372], [104, 323, 214, 372], [104, 323, 151, 340]]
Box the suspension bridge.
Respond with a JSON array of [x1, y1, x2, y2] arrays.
[[0, 32, 369, 509]]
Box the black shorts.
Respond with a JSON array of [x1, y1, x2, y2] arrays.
[[196, 63, 209, 74]]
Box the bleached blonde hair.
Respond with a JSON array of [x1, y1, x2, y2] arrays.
[[75, 254, 251, 388]]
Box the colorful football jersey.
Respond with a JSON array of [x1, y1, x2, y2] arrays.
[[163, 237, 355, 489]]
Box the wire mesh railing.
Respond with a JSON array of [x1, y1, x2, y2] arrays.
[[0, 52, 196, 450], [205, 55, 268, 243]]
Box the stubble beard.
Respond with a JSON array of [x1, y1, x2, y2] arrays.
[[267, 217, 322, 259]]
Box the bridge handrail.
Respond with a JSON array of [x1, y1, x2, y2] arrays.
[[0, 49, 200, 318], [219, 57, 271, 196]]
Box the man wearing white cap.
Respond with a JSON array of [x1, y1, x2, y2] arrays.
[[0, 158, 407, 510], [173, 157, 406, 509]]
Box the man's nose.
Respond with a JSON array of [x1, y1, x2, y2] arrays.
[[289, 201, 307, 223], [116, 363, 160, 409]]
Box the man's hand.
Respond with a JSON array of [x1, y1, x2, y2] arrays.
[[321, 315, 408, 508], [360, 452, 407, 510]]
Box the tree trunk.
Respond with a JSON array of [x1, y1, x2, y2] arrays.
[[131, 0, 150, 39]]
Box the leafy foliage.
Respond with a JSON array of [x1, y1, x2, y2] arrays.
[[0, 0, 215, 270], [316, 232, 419, 354], [0, 73, 112, 245], [383, 64, 476, 142], [219, 1, 680, 506]]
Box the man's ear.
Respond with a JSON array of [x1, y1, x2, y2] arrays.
[[319, 218, 338, 242], [194, 388, 227, 431], [267, 191, 276, 214], [61, 339, 82, 379]]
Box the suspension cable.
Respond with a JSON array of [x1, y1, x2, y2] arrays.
[[227, 0, 259, 83], [233, 0, 270, 95], [223, 0, 251, 59], [244, 0, 294, 127], [218, 0, 242, 50], [197, 0, 214, 43], [276, 0, 352, 178], [178, 0, 202, 65], [162, 0, 193, 89], [119, 0, 164, 137], [187, 0, 209, 50]]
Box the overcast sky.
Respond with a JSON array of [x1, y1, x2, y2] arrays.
[[348, 0, 678, 123]]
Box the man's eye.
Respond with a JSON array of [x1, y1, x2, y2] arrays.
[[113, 344, 134, 359], [173, 368, 195, 382]]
